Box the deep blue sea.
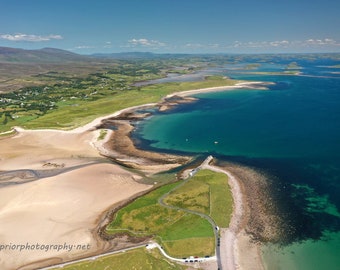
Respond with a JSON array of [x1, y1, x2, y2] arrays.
[[134, 55, 340, 270]]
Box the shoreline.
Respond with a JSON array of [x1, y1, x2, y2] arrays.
[[0, 81, 270, 270], [202, 162, 265, 270], [165, 81, 274, 98]]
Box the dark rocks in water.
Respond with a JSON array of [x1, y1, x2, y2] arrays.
[[216, 160, 299, 245]]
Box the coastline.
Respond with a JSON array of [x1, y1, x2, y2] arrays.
[[91, 81, 270, 270], [201, 162, 265, 270], [0, 81, 270, 269]]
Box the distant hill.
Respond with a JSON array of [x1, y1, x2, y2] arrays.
[[0, 47, 115, 93], [0, 47, 91, 63], [91, 51, 193, 59], [0, 47, 201, 62], [92, 51, 157, 59]]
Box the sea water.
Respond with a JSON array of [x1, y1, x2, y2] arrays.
[[133, 55, 340, 270]]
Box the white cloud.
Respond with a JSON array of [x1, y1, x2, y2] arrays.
[[127, 38, 166, 48], [232, 40, 291, 48], [104, 41, 112, 48], [305, 38, 338, 46], [0, 33, 63, 42], [183, 43, 221, 51], [230, 38, 340, 50], [269, 40, 290, 47], [184, 43, 205, 48], [74, 45, 95, 49], [209, 43, 221, 48]]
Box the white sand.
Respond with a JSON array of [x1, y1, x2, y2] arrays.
[[0, 128, 151, 270], [166, 81, 273, 98]]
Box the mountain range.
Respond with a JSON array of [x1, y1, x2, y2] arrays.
[[0, 47, 195, 63], [0, 47, 92, 63]]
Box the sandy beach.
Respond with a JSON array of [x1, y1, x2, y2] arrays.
[[165, 81, 274, 98], [0, 82, 271, 269], [0, 128, 152, 269]]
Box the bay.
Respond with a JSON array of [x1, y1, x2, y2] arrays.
[[134, 56, 340, 270]]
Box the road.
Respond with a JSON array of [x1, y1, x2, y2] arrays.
[[37, 244, 147, 270], [38, 241, 216, 270]]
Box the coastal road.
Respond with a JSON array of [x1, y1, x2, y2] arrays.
[[37, 244, 147, 270], [38, 241, 216, 270]]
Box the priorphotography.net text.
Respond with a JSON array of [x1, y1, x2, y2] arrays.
[[0, 242, 91, 253]]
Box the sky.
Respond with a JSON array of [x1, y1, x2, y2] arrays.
[[1, 0, 340, 54]]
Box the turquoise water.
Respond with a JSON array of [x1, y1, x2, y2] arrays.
[[134, 55, 340, 270]]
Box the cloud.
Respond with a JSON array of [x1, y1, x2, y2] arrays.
[[184, 43, 205, 48], [0, 33, 63, 42], [305, 38, 338, 46], [104, 41, 112, 48], [232, 40, 290, 49], [127, 38, 166, 48], [269, 40, 290, 47], [74, 45, 95, 49], [230, 38, 340, 50], [184, 43, 221, 50]]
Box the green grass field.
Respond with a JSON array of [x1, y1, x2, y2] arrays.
[[164, 179, 210, 214], [50, 248, 186, 270], [164, 169, 233, 227], [162, 237, 214, 258], [106, 182, 214, 257]]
